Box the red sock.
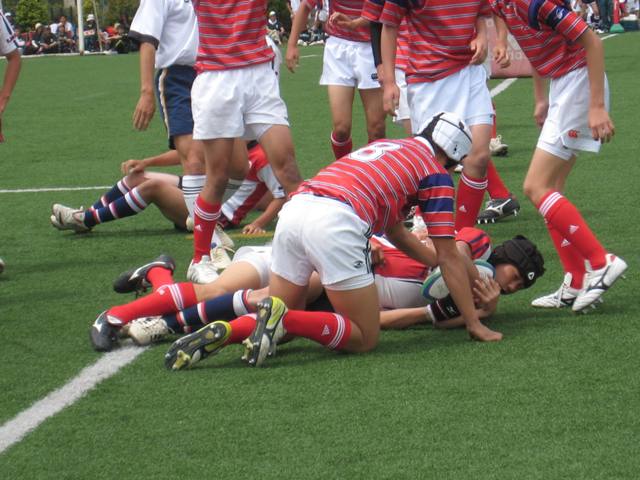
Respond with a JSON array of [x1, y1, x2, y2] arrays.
[[283, 310, 352, 350], [193, 195, 220, 262], [538, 191, 607, 270], [330, 132, 352, 159], [491, 102, 497, 138], [455, 173, 487, 230], [485, 160, 510, 199], [546, 222, 586, 289], [147, 267, 174, 291], [108, 282, 198, 325], [226, 314, 257, 344]]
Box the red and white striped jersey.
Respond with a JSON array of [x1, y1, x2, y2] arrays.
[[373, 228, 492, 280], [380, 0, 491, 83], [194, 0, 274, 71], [362, 0, 409, 71], [220, 144, 285, 227], [490, 0, 587, 78], [295, 137, 456, 237], [307, 0, 370, 42]]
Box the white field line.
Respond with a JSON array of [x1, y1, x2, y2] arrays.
[[300, 54, 320, 58], [0, 345, 147, 455], [0, 186, 111, 194], [490, 78, 518, 98]]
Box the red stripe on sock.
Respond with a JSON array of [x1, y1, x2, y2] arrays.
[[538, 191, 607, 270], [193, 195, 220, 262], [486, 160, 510, 199], [282, 310, 352, 350], [455, 173, 487, 231], [227, 314, 257, 344], [108, 282, 197, 325], [147, 267, 174, 291], [330, 132, 352, 160]]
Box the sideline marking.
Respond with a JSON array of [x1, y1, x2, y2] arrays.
[[0, 345, 147, 455], [490, 78, 518, 98]]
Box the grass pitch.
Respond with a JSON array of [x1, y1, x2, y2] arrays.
[[1, 35, 639, 479]]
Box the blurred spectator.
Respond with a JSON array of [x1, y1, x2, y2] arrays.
[[267, 11, 286, 45], [597, 0, 613, 31], [56, 23, 75, 53], [40, 25, 59, 54], [50, 15, 74, 37], [4, 12, 15, 28], [84, 14, 100, 52], [13, 26, 26, 54], [23, 23, 45, 55], [106, 23, 130, 54]]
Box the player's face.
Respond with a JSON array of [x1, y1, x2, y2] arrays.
[[495, 264, 524, 295]]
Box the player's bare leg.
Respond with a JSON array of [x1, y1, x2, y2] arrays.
[[358, 87, 386, 142], [455, 123, 492, 230], [258, 125, 303, 194], [327, 85, 356, 159], [135, 177, 189, 227], [325, 284, 381, 352]]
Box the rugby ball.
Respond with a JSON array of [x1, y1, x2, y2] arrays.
[[421, 260, 496, 303]]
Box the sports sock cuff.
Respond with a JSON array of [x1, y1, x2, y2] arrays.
[[330, 132, 352, 146], [194, 196, 221, 220], [329, 314, 351, 350], [232, 289, 252, 316], [182, 175, 206, 191], [460, 173, 488, 190], [537, 191, 563, 217]]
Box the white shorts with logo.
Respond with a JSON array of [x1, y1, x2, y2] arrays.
[[191, 61, 289, 141], [375, 275, 429, 310], [408, 64, 493, 134], [232, 245, 273, 288], [271, 194, 374, 290], [394, 68, 411, 124], [537, 66, 610, 161], [320, 36, 380, 90]]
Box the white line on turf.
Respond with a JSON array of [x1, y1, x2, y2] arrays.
[[300, 54, 320, 58], [0, 345, 147, 455], [490, 78, 518, 98], [0, 186, 111, 194]]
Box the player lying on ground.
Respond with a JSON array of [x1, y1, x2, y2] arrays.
[[49, 141, 285, 238], [490, 0, 627, 312], [88, 226, 542, 356]]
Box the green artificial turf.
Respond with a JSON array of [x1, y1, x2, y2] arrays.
[[0, 35, 639, 479]]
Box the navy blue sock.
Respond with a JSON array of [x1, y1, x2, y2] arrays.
[[92, 178, 131, 210], [164, 292, 246, 333]]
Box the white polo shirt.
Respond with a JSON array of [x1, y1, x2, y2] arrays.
[[129, 0, 198, 69], [0, 13, 18, 57]]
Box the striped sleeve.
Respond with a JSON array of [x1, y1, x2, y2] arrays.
[[527, 0, 588, 41], [479, 0, 491, 17], [455, 227, 492, 260], [418, 173, 455, 238], [379, 0, 407, 27], [362, 0, 384, 20]]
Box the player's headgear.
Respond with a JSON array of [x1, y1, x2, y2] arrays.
[[418, 112, 473, 168], [489, 235, 545, 288]]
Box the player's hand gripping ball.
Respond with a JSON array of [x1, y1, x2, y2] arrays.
[[422, 260, 495, 303]]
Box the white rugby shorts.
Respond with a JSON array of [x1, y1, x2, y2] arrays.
[[270, 194, 375, 290], [320, 36, 380, 90], [375, 275, 429, 310], [191, 61, 289, 141], [408, 64, 493, 134], [232, 245, 273, 288], [394, 68, 411, 124], [537, 66, 610, 161]]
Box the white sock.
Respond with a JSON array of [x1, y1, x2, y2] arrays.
[[181, 175, 206, 218]]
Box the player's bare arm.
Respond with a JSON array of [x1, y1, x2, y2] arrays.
[[432, 237, 503, 342], [121, 150, 181, 175], [531, 70, 549, 128], [492, 15, 510, 69], [469, 16, 488, 65], [384, 221, 438, 268], [133, 42, 156, 131], [286, 1, 313, 72], [329, 12, 369, 31], [380, 24, 399, 115], [575, 28, 614, 143]]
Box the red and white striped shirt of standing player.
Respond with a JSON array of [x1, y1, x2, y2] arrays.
[[361, 0, 409, 71], [306, 0, 371, 42], [194, 0, 274, 71], [219, 144, 285, 228], [490, 0, 588, 78], [380, 0, 492, 83], [295, 138, 456, 237]]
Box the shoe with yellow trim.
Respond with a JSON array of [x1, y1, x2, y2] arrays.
[[164, 321, 231, 370]]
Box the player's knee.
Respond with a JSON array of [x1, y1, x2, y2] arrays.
[[366, 121, 386, 142], [331, 124, 352, 142], [523, 178, 545, 206]]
